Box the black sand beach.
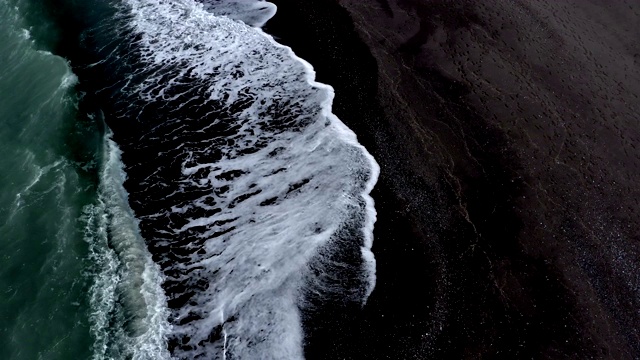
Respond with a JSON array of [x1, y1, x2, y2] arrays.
[[267, 1, 640, 358]]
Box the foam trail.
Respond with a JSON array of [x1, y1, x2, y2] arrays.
[[87, 0, 380, 358], [84, 130, 172, 360]]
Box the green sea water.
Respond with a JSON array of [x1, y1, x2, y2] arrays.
[[1, 2, 173, 358], [0, 1, 99, 358], [1, 0, 375, 358]]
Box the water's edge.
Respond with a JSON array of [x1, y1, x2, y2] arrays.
[[37, 0, 381, 358]]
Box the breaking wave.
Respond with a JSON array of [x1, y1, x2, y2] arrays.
[[84, 130, 172, 360], [78, 0, 379, 358]]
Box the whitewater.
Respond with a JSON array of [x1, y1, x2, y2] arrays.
[[109, 0, 379, 357], [1, 0, 380, 358]]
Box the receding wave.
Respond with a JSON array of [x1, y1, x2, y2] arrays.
[[77, 0, 379, 358]]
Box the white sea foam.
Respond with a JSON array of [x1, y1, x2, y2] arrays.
[[85, 131, 172, 360], [112, 0, 380, 358], [199, 0, 276, 27], [20, 28, 30, 40]]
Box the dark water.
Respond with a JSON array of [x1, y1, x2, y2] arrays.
[[0, 0, 379, 359]]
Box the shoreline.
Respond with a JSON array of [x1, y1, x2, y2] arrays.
[[267, 0, 640, 358]]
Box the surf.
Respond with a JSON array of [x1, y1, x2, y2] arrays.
[[83, 129, 172, 360], [47, 0, 380, 358]]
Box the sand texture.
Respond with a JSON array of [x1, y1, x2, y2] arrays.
[[266, 1, 640, 358]]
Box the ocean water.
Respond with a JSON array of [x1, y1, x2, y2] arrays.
[[0, 1, 94, 359], [1, 0, 379, 359]]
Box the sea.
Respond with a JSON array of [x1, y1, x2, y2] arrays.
[[0, 0, 379, 359]]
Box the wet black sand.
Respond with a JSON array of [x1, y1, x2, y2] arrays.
[[267, 0, 640, 358]]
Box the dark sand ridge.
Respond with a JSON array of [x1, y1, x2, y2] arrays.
[[267, 0, 640, 359]]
